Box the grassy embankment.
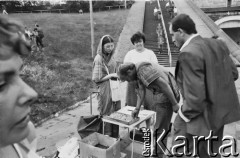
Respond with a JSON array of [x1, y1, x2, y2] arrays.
[[9, 10, 129, 123]]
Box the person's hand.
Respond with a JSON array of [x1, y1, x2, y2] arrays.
[[132, 108, 140, 119], [106, 73, 117, 80], [172, 103, 180, 113], [109, 73, 118, 79]]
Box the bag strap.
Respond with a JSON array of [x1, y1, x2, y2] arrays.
[[103, 62, 119, 81], [103, 62, 110, 75], [167, 72, 173, 88]]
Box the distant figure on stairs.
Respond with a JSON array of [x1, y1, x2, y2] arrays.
[[166, 0, 174, 18], [154, 7, 158, 19], [156, 23, 164, 53]]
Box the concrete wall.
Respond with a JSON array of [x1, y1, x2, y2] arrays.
[[219, 21, 240, 28], [215, 16, 240, 28], [174, 0, 240, 63], [113, 1, 146, 63], [173, 0, 215, 37], [232, 0, 240, 7], [191, 0, 227, 8], [189, 0, 240, 63], [223, 28, 240, 43]]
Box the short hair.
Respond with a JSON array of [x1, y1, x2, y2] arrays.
[[170, 14, 197, 34], [117, 62, 135, 81], [0, 16, 30, 57], [102, 35, 114, 47], [130, 31, 146, 44]]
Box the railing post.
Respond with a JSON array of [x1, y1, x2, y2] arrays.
[[169, 49, 172, 67], [157, 0, 173, 67], [89, 0, 95, 58]]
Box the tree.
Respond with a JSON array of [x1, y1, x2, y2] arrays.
[[0, 1, 22, 12]]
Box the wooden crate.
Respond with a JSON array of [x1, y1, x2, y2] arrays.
[[79, 132, 121, 158]]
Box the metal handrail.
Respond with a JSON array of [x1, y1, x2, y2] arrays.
[[157, 0, 172, 67]]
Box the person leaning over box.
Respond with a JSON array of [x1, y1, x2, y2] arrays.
[[117, 62, 180, 158], [169, 13, 240, 158], [124, 31, 158, 108]]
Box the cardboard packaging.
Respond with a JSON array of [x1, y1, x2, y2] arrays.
[[57, 137, 80, 158], [79, 132, 121, 158], [120, 152, 127, 158]]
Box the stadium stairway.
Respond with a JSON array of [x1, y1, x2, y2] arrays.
[[143, 0, 179, 67]]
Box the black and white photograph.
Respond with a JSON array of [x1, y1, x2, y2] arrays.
[[0, 0, 240, 157]]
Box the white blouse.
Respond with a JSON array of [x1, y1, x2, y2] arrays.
[[124, 48, 158, 64]]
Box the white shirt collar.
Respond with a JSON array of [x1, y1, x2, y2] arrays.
[[180, 34, 199, 51]]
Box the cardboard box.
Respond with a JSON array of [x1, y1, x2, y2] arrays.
[[120, 152, 127, 158], [57, 137, 80, 158], [79, 132, 121, 158]]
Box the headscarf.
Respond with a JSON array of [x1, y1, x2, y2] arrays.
[[92, 35, 116, 83], [96, 35, 114, 63]]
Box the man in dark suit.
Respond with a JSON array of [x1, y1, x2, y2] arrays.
[[169, 14, 240, 157]]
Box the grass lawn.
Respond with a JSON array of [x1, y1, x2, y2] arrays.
[[8, 10, 129, 123]]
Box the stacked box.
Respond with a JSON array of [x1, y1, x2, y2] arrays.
[[79, 132, 121, 158], [120, 152, 127, 158]]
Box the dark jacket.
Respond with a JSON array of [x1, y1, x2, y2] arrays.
[[175, 35, 240, 136]]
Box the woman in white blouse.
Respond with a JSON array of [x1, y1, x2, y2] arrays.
[[124, 31, 158, 64], [124, 31, 158, 107]]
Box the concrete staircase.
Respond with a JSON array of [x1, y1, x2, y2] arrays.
[[143, 0, 179, 67], [159, 0, 179, 67]]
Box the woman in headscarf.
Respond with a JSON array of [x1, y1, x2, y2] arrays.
[[92, 35, 120, 138]]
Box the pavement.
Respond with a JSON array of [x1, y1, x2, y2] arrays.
[[36, 68, 240, 158]]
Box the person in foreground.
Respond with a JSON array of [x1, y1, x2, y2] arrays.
[[117, 62, 180, 158], [92, 35, 120, 138], [0, 16, 39, 157], [169, 13, 240, 158]]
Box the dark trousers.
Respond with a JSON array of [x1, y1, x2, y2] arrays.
[[126, 82, 138, 107], [104, 123, 119, 138], [36, 36, 44, 48], [172, 114, 224, 158], [151, 102, 173, 158]]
